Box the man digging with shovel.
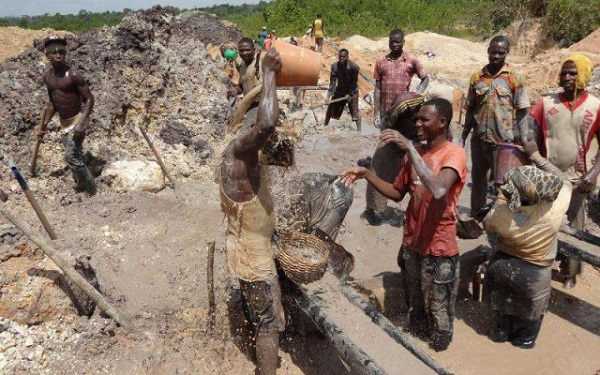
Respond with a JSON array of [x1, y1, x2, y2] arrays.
[[324, 49, 361, 131], [37, 36, 96, 196]]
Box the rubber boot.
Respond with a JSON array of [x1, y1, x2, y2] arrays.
[[510, 316, 542, 350], [563, 276, 576, 289], [430, 330, 452, 352], [355, 119, 362, 132], [256, 332, 279, 375], [490, 314, 511, 343]]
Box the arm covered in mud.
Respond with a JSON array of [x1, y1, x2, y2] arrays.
[[341, 167, 405, 201], [233, 49, 282, 156], [380, 129, 459, 200], [522, 139, 566, 180]]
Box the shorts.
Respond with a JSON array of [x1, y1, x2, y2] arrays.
[[315, 37, 324, 46], [239, 276, 286, 335], [326, 92, 360, 121]]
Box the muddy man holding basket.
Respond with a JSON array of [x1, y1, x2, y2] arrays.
[[39, 36, 96, 195], [220, 48, 290, 375]]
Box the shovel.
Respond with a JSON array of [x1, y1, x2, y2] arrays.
[[309, 95, 350, 110]]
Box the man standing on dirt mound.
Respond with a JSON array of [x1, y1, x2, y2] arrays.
[[366, 28, 429, 225], [220, 48, 285, 375], [527, 54, 600, 289], [39, 36, 96, 196], [342, 98, 467, 351], [325, 49, 361, 131], [461, 36, 530, 218]]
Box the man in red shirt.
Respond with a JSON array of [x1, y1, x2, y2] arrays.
[[366, 28, 429, 225], [343, 98, 466, 351]]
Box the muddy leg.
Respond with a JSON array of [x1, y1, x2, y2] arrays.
[[256, 332, 279, 375]]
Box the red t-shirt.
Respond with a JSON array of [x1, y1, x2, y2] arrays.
[[392, 141, 467, 257]]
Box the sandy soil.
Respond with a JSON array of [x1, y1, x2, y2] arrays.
[[0, 26, 71, 62]]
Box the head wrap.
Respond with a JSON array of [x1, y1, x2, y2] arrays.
[[387, 92, 424, 122], [560, 54, 593, 90], [503, 166, 563, 211]]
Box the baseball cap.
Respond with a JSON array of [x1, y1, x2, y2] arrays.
[[43, 36, 67, 48], [262, 26, 266, 29]]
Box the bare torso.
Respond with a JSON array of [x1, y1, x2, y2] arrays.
[[221, 142, 263, 202], [44, 66, 84, 119]]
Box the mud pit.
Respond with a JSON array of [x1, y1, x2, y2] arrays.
[[1, 11, 600, 375]]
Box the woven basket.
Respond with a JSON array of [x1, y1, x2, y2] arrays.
[[277, 232, 330, 284]]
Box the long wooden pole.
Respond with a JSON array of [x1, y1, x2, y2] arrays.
[[0, 206, 125, 327], [30, 106, 48, 176], [138, 125, 176, 189], [10, 161, 57, 240], [309, 95, 350, 110], [341, 283, 452, 375], [206, 241, 216, 330], [294, 292, 388, 375]]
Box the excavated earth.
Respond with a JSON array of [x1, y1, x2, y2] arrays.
[[1, 11, 600, 375]]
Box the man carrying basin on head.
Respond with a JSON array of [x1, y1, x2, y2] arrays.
[[342, 98, 467, 351], [38, 36, 96, 195], [220, 48, 289, 375]]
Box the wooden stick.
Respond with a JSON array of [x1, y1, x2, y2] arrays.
[[341, 283, 452, 375], [560, 224, 600, 248], [276, 86, 329, 91], [229, 83, 263, 133], [30, 106, 48, 176], [294, 292, 388, 375], [138, 125, 176, 189], [10, 161, 57, 240], [0, 206, 126, 327], [24, 190, 57, 240], [309, 95, 350, 110], [206, 241, 216, 328]]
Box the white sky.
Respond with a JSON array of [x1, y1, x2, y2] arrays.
[[0, 0, 260, 17]]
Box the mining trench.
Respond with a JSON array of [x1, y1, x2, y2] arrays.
[[1, 8, 600, 374]]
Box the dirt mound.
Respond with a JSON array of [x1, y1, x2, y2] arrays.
[[570, 27, 600, 55], [0, 27, 72, 62], [344, 35, 387, 52], [520, 44, 600, 99], [0, 6, 243, 198], [493, 18, 553, 58]]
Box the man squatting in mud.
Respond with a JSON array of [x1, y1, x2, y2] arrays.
[[343, 98, 466, 351], [219, 48, 284, 375], [39, 37, 96, 195]]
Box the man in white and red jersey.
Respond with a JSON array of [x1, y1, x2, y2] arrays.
[[528, 54, 600, 289]]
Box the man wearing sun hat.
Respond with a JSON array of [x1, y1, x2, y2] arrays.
[[527, 54, 600, 288], [38, 36, 96, 195]]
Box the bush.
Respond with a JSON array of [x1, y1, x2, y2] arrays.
[[545, 0, 599, 47]]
